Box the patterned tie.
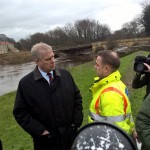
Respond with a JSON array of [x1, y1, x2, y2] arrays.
[[47, 73, 53, 85]]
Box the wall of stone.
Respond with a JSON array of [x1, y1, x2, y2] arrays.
[[0, 42, 19, 54], [91, 37, 150, 52]]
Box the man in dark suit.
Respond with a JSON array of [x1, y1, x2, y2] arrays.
[[13, 42, 83, 150]]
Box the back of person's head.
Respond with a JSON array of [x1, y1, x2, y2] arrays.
[[31, 42, 52, 60], [97, 50, 120, 72]]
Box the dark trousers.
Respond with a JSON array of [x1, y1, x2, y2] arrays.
[[0, 140, 2, 150], [33, 136, 61, 150], [33, 127, 77, 150]]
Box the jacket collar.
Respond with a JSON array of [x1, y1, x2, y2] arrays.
[[91, 70, 121, 91], [33, 66, 61, 81]]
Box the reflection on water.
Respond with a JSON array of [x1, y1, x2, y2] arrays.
[[0, 54, 93, 96], [0, 62, 35, 96]]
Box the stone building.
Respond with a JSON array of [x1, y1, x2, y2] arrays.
[[0, 42, 19, 54]]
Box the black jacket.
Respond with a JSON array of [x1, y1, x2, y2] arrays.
[[13, 67, 83, 137], [132, 73, 150, 99], [136, 93, 150, 150]]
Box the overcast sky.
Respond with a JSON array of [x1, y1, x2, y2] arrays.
[[0, 0, 143, 41]]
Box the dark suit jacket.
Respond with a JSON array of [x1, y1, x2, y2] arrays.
[[13, 67, 83, 138]]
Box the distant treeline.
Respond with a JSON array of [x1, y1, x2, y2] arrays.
[[1, 1, 150, 51]]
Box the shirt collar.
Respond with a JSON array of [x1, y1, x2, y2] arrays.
[[33, 66, 61, 81], [38, 67, 53, 78]]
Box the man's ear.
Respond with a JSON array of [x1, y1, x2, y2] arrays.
[[34, 59, 38, 64], [105, 65, 111, 76], [105, 65, 109, 71]]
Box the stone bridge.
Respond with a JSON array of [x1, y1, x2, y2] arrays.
[[91, 37, 150, 52], [54, 37, 150, 56], [53, 44, 92, 56]]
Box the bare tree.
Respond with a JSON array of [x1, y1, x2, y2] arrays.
[[140, 0, 150, 35], [18, 18, 111, 49], [74, 19, 111, 43], [64, 23, 79, 45], [19, 38, 30, 50], [122, 20, 139, 38]]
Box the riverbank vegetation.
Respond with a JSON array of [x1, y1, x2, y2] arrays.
[[0, 51, 32, 65], [0, 51, 149, 150]]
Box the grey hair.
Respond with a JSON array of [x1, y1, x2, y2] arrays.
[[31, 42, 52, 59]]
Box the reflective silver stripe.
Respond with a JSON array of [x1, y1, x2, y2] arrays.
[[89, 112, 130, 123], [129, 115, 134, 123]]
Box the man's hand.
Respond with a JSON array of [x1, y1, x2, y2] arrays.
[[144, 63, 150, 72], [42, 130, 49, 135], [132, 131, 141, 143]]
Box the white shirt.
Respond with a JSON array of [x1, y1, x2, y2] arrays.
[[38, 67, 53, 84]]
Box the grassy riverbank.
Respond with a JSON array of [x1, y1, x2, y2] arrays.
[[0, 51, 149, 150]]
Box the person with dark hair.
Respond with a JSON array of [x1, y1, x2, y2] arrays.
[[135, 59, 150, 150], [132, 54, 150, 99], [13, 42, 83, 150], [88, 50, 139, 143]]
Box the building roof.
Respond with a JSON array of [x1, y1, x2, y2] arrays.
[[0, 42, 13, 45]]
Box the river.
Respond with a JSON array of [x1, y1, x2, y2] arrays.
[[0, 54, 93, 96]]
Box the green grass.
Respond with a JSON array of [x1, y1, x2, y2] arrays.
[[0, 50, 149, 149], [69, 61, 96, 125], [0, 92, 33, 150]]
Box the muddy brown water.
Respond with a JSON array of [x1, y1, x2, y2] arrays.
[[0, 54, 93, 96]]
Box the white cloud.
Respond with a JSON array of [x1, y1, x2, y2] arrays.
[[0, 0, 143, 41]]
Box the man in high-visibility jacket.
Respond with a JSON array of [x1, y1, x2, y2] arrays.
[[88, 50, 138, 141]]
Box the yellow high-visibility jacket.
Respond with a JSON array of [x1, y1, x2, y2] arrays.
[[88, 70, 135, 135]]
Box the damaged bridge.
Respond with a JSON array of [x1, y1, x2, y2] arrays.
[[53, 44, 92, 56]]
